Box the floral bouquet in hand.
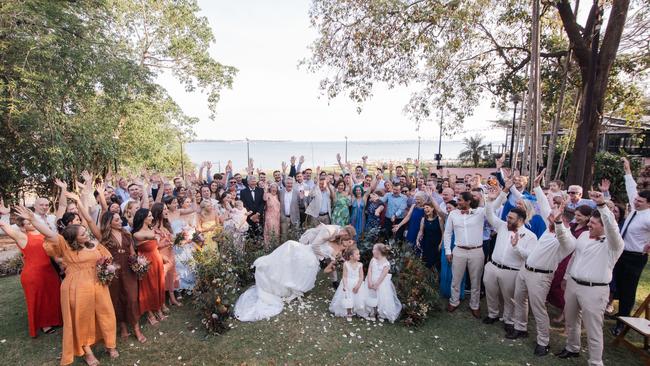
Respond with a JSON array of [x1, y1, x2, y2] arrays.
[[173, 229, 191, 248], [192, 231, 205, 247], [128, 254, 151, 279], [96, 256, 118, 285]]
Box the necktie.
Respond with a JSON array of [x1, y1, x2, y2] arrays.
[[621, 211, 637, 239]]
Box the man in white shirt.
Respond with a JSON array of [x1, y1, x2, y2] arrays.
[[305, 175, 333, 228], [510, 206, 576, 356], [278, 177, 302, 241], [554, 191, 624, 365], [444, 191, 486, 317], [611, 158, 650, 335], [483, 182, 537, 331]]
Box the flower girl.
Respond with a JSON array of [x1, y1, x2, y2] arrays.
[[329, 247, 367, 321], [365, 243, 402, 323], [223, 200, 250, 252]]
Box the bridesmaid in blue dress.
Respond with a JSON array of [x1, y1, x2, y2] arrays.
[[439, 200, 466, 299], [350, 185, 369, 242]]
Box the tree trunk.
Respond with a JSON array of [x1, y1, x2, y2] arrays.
[[545, 53, 571, 183]]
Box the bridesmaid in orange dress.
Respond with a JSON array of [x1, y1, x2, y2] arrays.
[[99, 212, 146, 343], [131, 208, 166, 325], [0, 218, 62, 337], [16, 205, 119, 366], [151, 202, 181, 308]]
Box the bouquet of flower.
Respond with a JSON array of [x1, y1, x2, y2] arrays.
[[96, 256, 118, 285], [128, 254, 151, 279], [192, 231, 205, 246], [173, 230, 190, 248]]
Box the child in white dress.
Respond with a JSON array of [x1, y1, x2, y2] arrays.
[[365, 243, 402, 323], [330, 247, 368, 321]]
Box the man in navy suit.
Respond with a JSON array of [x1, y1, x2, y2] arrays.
[[240, 175, 265, 239]]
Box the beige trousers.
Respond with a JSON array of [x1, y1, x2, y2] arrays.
[[306, 214, 330, 229], [280, 215, 294, 242], [450, 247, 485, 310], [513, 268, 554, 345], [564, 278, 609, 366], [483, 262, 519, 324]]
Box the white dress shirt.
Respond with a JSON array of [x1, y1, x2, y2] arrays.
[[525, 230, 575, 271], [320, 189, 331, 214], [283, 189, 293, 216], [486, 195, 536, 268], [620, 174, 650, 253], [558, 205, 624, 284], [443, 207, 486, 253]]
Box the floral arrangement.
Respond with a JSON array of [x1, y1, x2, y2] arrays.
[[128, 254, 151, 279], [96, 256, 118, 285]]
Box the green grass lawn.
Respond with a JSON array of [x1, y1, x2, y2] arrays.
[[0, 270, 647, 366]]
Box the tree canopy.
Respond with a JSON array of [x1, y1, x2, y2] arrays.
[[0, 0, 236, 198]]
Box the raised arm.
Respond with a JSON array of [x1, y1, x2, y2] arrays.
[[66, 192, 101, 240], [54, 179, 68, 219], [336, 153, 347, 174], [0, 221, 28, 249], [622, 157, 638, 205], [95, 182, 109, 212], [14, 206, 58, 243], [590, 191, 624, 253], [533, 169, 551, 225]]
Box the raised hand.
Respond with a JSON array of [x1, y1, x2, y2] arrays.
[[548, 206, 563, 224], [207, 161, 213, 169], [299, 155, 304, 164], [0, 198, 9, 215], [362, 155, 368, 162], [510, 232, 519, 247], [588, 190, 606, 205], [65, 192, 82, 202], [621, 157, 631, 175], [54, 178, 68, 190], [496, 154, 505, 169], [487, 185, 500, 201], [81, 170, 93, 183], [290, 156, 296, 165], [281, 161, 287, 173], [533, 168, 546, 188], [226, 160, 233, 172], [94, 182, 106, 195], [336, 153, 341, 162], [14, 206, 35, 221], [502, 178, 514, 192], [598, 178, 611, 193], [75, 180, 87, 192]]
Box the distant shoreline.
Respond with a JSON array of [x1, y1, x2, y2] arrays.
[[190, 139, 467, 143]]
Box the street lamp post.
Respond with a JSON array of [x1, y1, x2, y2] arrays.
[[246, 138, 250, 166], [417, 136, 421, 162], [344, 136, 348, 163], [508, 94, 521, 168], [435, 108, 443, 170], [180, 135, 185, 178]]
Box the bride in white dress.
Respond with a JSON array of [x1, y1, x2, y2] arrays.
[[234, 225, 356, 322]]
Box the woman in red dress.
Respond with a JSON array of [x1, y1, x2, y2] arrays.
[[131, 208, 166, 325], [547, 205, 592, 323], [0, 218, 62, 337]]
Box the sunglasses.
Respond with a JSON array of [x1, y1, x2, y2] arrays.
[[568, 191, 578, 195]]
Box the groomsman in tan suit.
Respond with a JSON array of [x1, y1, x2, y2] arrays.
[[554, 191, 624, 366], [483, 181, 536, 331]]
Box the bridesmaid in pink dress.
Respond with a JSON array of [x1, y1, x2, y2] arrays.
[[263, 182, 281, 248]]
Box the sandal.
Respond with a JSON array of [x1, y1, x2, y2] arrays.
[[147, 316, 159, 327], [107, 348, 119, 359], [43, 327, 57, 335], [84, 353, 100, 366], [136, 333, 147, 343]]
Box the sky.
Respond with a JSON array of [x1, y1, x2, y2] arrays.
[[157, 0, 505, 142]]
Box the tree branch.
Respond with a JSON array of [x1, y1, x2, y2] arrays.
[[555, 0, 590, 71], [598, 0, 630, 84]]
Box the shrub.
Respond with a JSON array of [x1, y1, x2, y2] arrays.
[[0, 253, 23, 277]]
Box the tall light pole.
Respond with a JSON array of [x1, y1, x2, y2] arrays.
[[344, 136, 348, 163], [417, 135, 421, 162], [435, 108, 443, 170], [246, 138, 250, 166], [179, 134, 185, 178], [508, 94, 521, 168]]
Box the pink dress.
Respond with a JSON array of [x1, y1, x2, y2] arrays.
[[264, 194, 281, 246]]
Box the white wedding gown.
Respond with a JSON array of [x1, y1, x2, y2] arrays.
[[234, 239, 335, 321]]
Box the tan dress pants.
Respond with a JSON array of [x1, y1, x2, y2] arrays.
[[513, 268, 554, 345], [483, 262, 519, 324], [450, 246, 485, 310], [564, 277, 609, 366]]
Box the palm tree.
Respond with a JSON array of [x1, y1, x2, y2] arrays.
[[458, 134, 488, 167]]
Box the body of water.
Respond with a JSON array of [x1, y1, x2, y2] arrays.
[[186, 140, 503, 172]]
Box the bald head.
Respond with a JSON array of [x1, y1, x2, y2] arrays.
[[34, 197, 50, 215]]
